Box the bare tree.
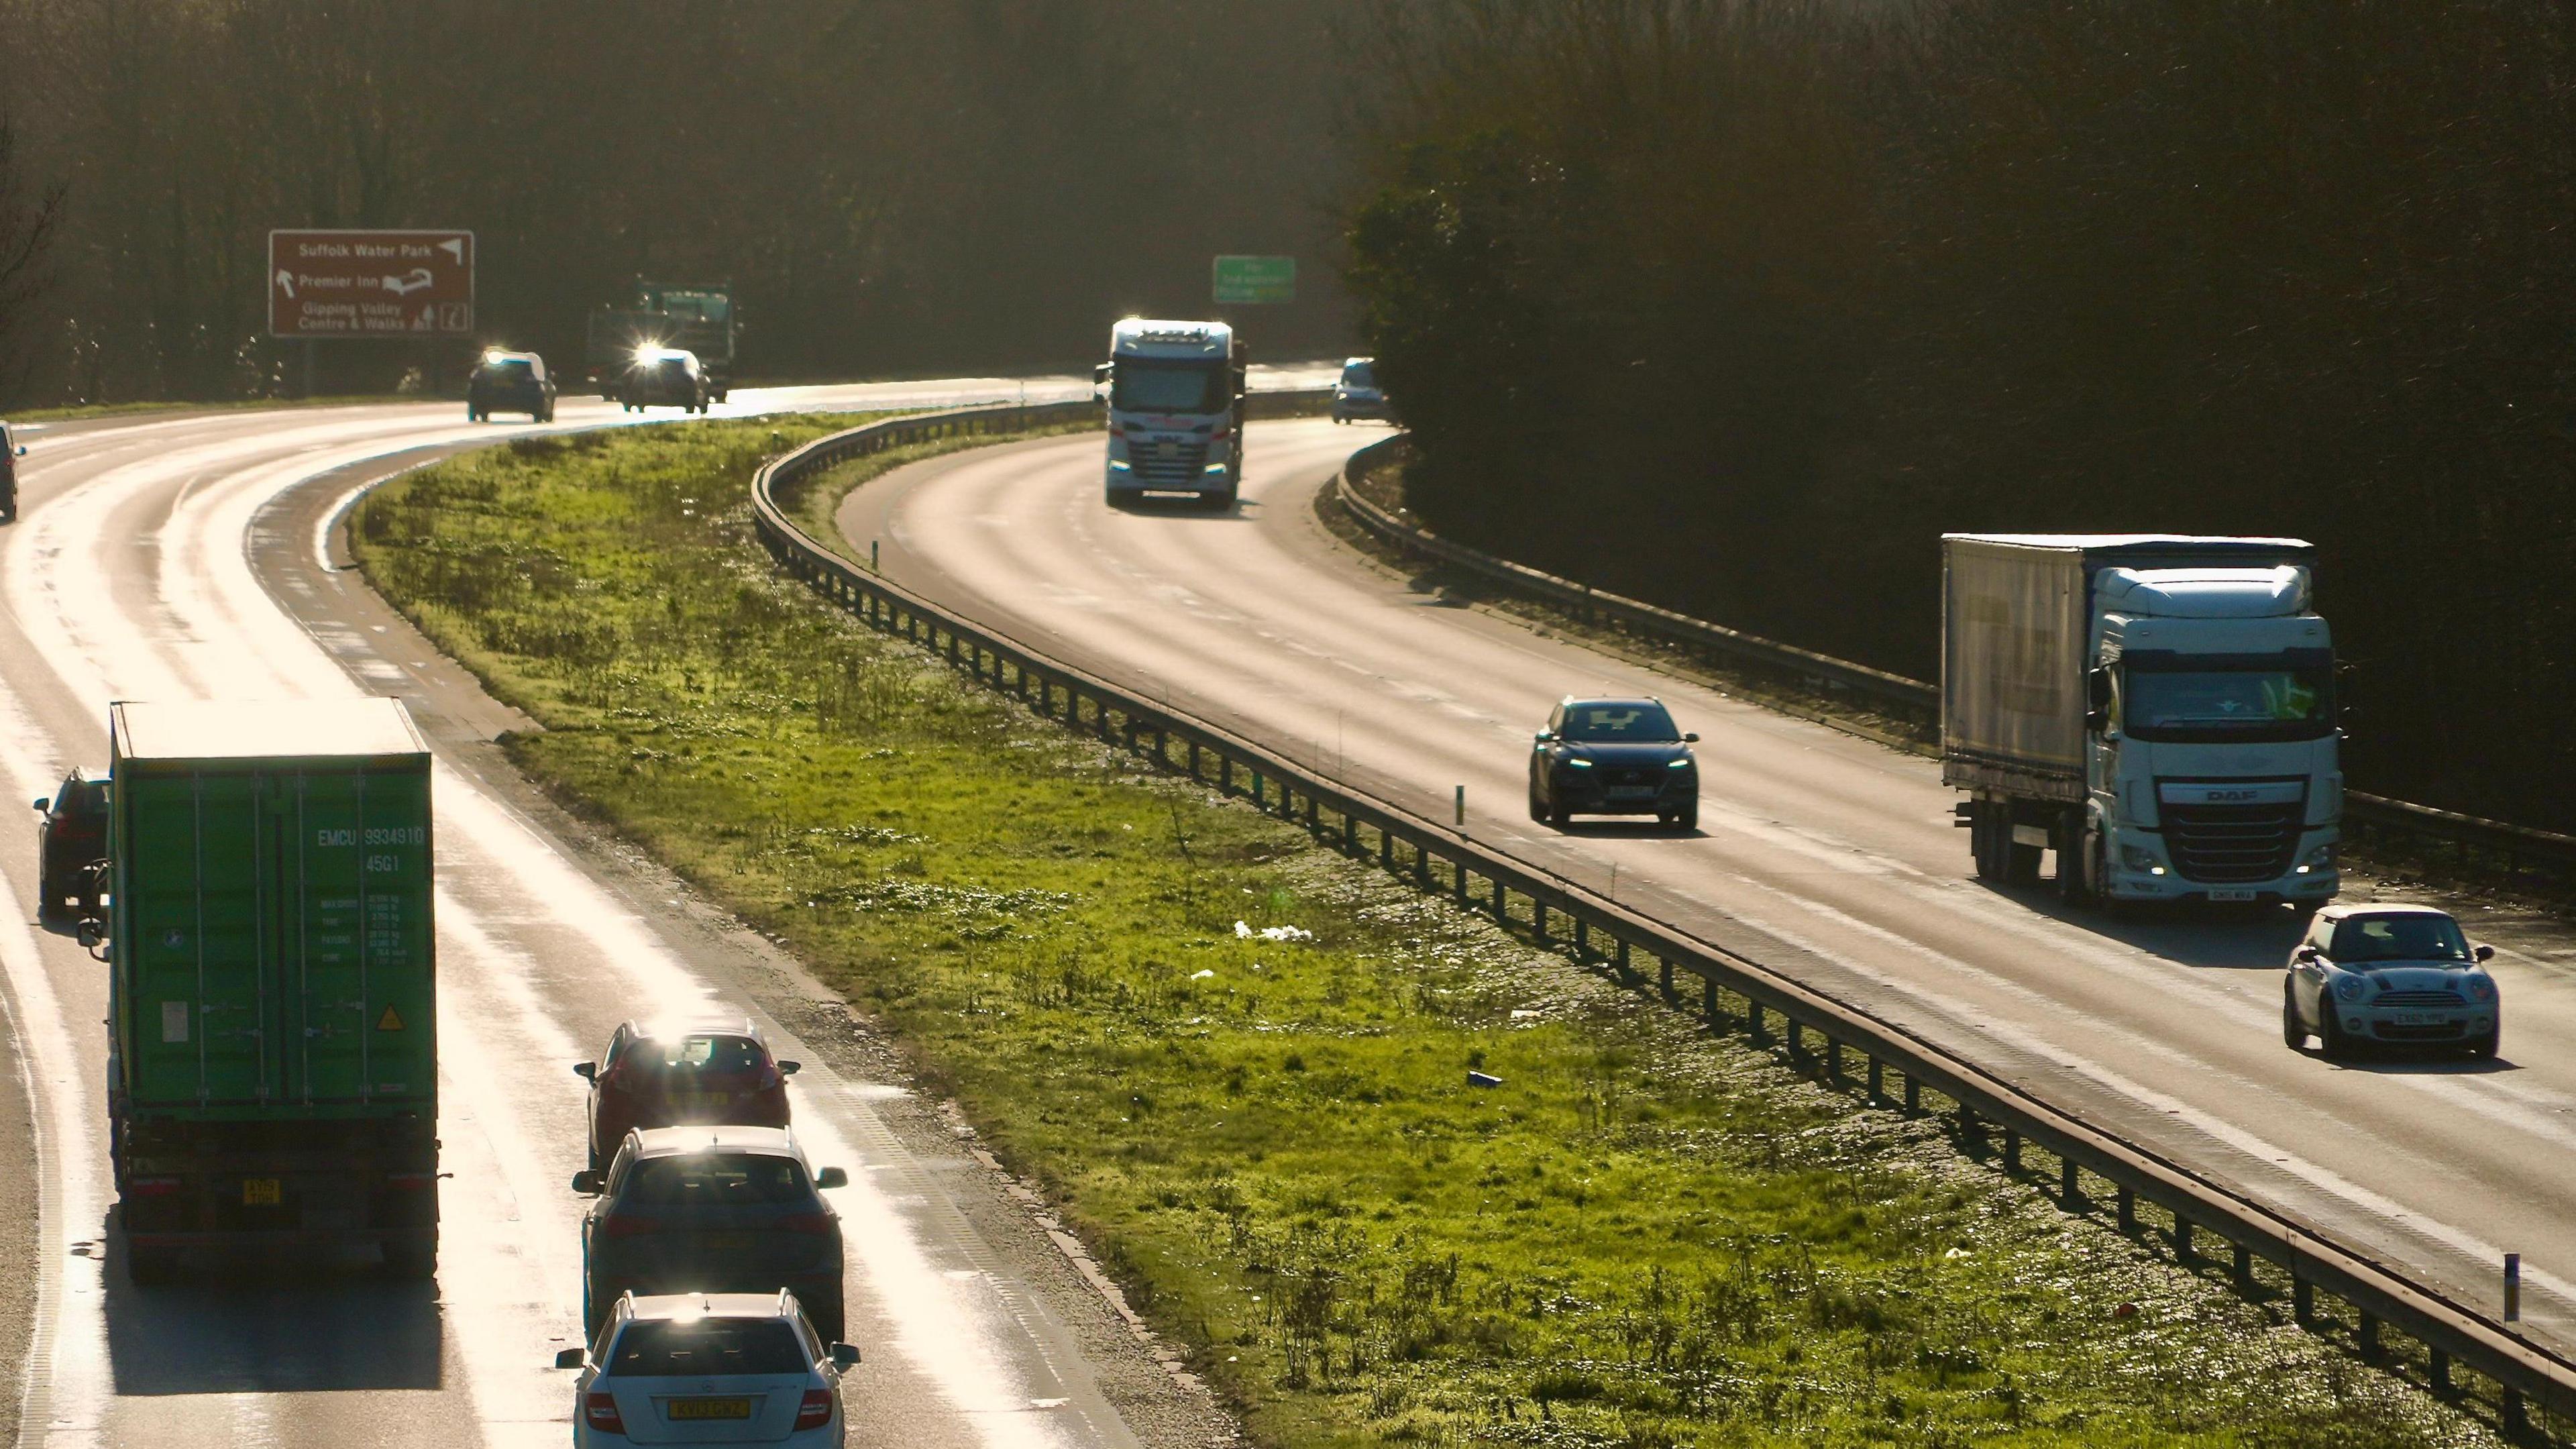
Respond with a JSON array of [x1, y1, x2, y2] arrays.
[[0, 111, 66, 400]]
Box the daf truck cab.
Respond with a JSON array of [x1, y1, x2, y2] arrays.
[[1095, 319, 1246, 508], [1943, 535, 2341, 909]]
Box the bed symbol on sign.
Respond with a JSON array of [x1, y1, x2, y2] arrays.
[[162, 928, 185, 949]]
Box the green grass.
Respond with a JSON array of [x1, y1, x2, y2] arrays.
[[12, 393, 425, 422], [352, 419, 2497, 1449]]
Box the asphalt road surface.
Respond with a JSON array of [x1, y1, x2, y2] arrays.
[[0, 372, 1328, 1449], [839, 418, 2576, 1356]]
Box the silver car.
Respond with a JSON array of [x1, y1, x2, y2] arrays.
[[559, 1290, 859, 1447], [2284, 903, 2498, 1059]]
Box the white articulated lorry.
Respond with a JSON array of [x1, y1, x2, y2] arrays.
[[1094, 318, 1247, 507], [1942, 534, 2342, 908]]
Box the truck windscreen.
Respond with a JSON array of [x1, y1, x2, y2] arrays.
[[1113, 362, 1228, 413], [2123, 663, 2334, 741]]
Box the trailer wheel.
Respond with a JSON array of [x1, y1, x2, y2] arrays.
[[1969, 806, 2004, 881], [2005, 833, 2043, 885]]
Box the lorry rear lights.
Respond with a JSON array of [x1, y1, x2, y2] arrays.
[[583, 1392, 627, 1433], [796, 1389, 836, 1430]]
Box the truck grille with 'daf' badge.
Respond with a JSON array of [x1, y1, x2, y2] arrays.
[[2158, 793, 2305, 883]]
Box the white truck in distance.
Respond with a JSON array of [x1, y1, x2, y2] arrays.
[[1094, 318, 1247, 507], [1942, 534, 2341, 908]]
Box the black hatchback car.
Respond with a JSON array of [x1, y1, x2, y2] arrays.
[[1529, 697, 1700, 831], [34, 767, 109, 918], [575, 1126, 849, 1343], [617, 349, 710, 414], [467, 350, 557, 422]]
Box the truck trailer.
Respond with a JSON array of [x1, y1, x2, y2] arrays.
[[1941, 534, 2342, 908], [586, 280, 735, 400], [105, 698, 438, 1281], [1095, 318, 1247, 507]]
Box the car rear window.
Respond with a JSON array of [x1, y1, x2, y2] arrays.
[[621, 1152, 812, 1208], [606, 1318, 808, 1377], [479, 360, 534, 381], [1342, 362, 1375, 388]]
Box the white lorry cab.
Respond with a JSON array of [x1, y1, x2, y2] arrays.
[[1942, 534, 2342, 908], [1094, 319, 1246, 508]]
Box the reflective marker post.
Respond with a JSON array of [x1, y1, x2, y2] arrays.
[[1454, 785, 1464, 829], [2507, 1254, 2522, 1323]]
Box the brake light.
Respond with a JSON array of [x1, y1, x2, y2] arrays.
[[600, 1213, 661, 1238], [796, 1389, 835, 1430], [584, 1392, 627, 1434], [128, 1177, 182, 1197], [776, 1212, 836, 1235]]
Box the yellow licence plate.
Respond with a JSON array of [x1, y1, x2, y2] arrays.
[[241, 1178, 282, 1206], [667, 1397, 753, 1421]]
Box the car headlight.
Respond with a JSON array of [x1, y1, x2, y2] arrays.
[[1565, 758, 1594, 769], [1666, 757, 1693, 769], [2467, 976, 2496, 1002], [2334, 976, 2366, 1002]]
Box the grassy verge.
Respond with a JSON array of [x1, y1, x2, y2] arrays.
[[353, 419, 2493, 1448], [13, 393, 423, 423]]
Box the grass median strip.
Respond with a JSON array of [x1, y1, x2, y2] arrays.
[[354, 419, 2495, 1448]]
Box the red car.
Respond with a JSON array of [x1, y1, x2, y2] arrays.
[[575, 1018, 799, 1170]]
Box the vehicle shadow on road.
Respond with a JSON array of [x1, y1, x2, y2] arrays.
[[103, 1224, 443, 1393], [1106, 494, 1257, 520], [1551, 820, 1701, 841], [1973, 879, 2310, 971], [2302, 1049, 2522, 1077]]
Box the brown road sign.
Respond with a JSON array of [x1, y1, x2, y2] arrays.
[[268, 229, 475, 338]]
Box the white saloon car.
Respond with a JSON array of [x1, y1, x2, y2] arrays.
[[2284, 904, 2499, 1059], [561, 1291, 858, 1446]]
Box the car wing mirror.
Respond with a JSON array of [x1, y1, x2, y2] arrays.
[[30, 798, 45, 813], [2292, 945, 2317, 963], [830, 1343, 861, 1369], [815, 1166, 849, 1189], [2474, 943, 2496, 963], [76, 918, 104, 952], [570, 1169, 604, 1195], [554, 1348, 587, 1370], [573, 1061, 596, 1081], [1683, 733, 1699, 743], [1533, 730, 1554, 743], [777, 1060, 800, 1075]]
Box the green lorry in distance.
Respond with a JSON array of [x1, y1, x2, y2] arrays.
[[105, 698, 439, 1282], [583, 280, 736, 402]]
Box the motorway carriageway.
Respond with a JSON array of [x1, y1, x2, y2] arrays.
[[835, 418, 2576, 1361], [0, 368, 1328, 1449]]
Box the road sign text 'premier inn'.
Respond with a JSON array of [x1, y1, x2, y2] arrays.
[[268, 229, 475, 337]]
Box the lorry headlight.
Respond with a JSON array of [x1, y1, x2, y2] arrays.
[[1109, 460, 1132, 472], [2295, 843, 2336, 875], [2119, 844, 2165, 876]]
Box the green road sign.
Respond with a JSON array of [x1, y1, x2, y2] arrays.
[[1213, 255, 1297, 305]]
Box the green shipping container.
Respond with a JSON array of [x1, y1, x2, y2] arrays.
[[107, 699, 438, 1278]]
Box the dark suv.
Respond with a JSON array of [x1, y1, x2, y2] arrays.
[[34, 768, 109, 918], [575, 1126, 849, 1342], [1529, 696, 1701, 831], [617, 349, 710, 414], [0, 419, 23, 522], [468, 350, 557, 422]]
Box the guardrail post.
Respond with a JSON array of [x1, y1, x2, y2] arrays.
[[1251, 773, 1264, 807], [2233, 1244, 2255, 1294], [2504, 1390, 2528, 1438], [2002, 1129, 2022, 1173], [1454, 859, 1470, 905], [2174, 1218, 2195, 1261], [1533, 900, 1549, 943], [1826, 1037, 1843, 1087], [1904, 1075, 1920, 1115], [1748, 1002, 1766, 1043], [1701, 973, 1717, 1024], [1786, 1020, 1805, 1064], [2292, 1275, 2314, 1327], [2430, 1347, 2452, 1395], [1379, 827, 1393, 867], [1867, 1057, 1884, 1104], [2060, 1159, 2082, 1207], [2357, 1311, 2379, 1362], [2116, 1186, 2135, 1235], [1571, 916, 1587, 959], [1491, 877, 1507, 922], [1414, 843, 1431, 888], [1187, 741, 1202, 780]]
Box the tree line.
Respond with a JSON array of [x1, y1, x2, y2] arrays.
[[0, 0, 1357, 400], [1344, 0, 2576, 830]]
